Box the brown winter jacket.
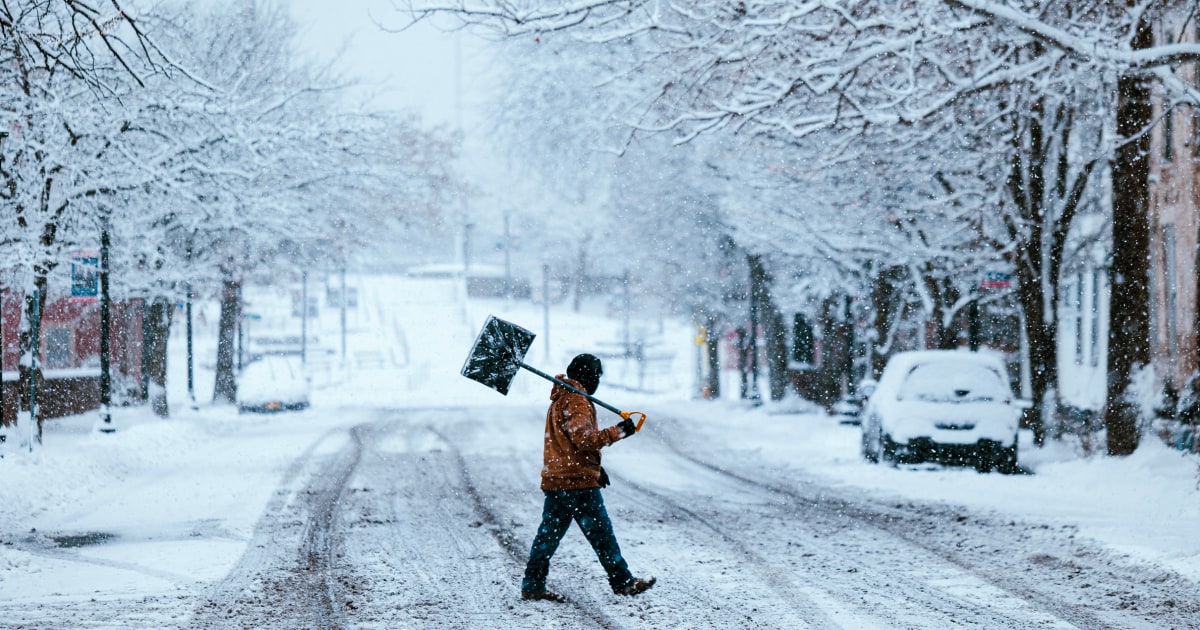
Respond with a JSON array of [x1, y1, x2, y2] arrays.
[[540, 375, 626, 491]]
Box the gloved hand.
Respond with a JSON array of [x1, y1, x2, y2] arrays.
[[598, 466, 611, 488], [617, 418, 636, 437]]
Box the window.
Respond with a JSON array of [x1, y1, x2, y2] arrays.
[[45, 328, 72, 369], [1194, 108, 1200, 159], [1163, 106, 1174, 162], [792, 314, 814, 365], [1074, 273, 1085, 365], [1165, 225, 1178, 347], [1090, 269, 1102, 367], [1195, 25, 1200, 157], [899, 361, 1008, 402]]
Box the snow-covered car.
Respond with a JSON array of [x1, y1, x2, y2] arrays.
[[246, 333, 304, 362], [860, 350, 1023, 473], [237, 356, 311, 413]]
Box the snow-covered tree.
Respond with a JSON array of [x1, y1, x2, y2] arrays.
[[123, 1, 461, 408], [3, 0, 462, 424], [0, 0, 169, 437], [486, 37, 754, 395], [408, 0, 1200, 451]]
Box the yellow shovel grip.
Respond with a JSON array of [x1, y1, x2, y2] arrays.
[[621, 411, 647, 432]]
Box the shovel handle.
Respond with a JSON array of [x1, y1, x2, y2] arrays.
[[519, 362, 646, 430], [621, 411, 647, 432]]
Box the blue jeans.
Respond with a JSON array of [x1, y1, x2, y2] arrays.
[[521, 488, 634, 593]]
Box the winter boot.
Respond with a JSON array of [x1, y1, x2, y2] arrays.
[[614, 577, 656, 596], [520, 589, 565, 603]]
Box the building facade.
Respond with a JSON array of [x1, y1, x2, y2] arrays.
[[1147, 17, 1200, 398], [1, 281, 145, 426]]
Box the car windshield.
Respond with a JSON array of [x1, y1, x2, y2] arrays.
[[898, 361, 1008, 403]]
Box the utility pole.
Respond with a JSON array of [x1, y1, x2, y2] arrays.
[[185, 236, 196, 410], [503, 212, 512, 298], [186, 283, 195, 408], [340, 268, 347, 361], [236, 283, 243, 372], [622, 269, 631, 357], [543, 264, 551, 363], [301, 270, 308, 365]]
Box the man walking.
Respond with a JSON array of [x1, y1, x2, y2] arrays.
[[520, 353, 656, 601]]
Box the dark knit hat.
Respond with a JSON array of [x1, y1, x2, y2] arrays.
[[567, 353, 603, 394]]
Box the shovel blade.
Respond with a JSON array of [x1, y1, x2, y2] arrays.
[[461, 316, 536, 395]]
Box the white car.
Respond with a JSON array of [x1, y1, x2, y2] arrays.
[[237, 356, 311, 413], [860, 350, 1023, 473]]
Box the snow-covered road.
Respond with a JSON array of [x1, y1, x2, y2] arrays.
[[142, 408, 1200, 628]]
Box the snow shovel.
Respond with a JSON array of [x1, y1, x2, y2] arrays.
[[461, 315, 647, 432]]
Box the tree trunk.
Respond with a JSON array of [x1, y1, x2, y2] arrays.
[[765, 306, 788, 400], [1105, 17, 1153, 456], [923, 275, 961, 351], [748, 255, 789, 401], [704, 314, 721, 399], [1006, 94, 1051, 447], [1, 285, 5, 428], [1015, 268, 1055, 446], [18, 277, 49, 443], [142, 297, 172, 417], [212, 276, 241, 404], [737, 326, 750, 399], [869, 266, 905, 378]]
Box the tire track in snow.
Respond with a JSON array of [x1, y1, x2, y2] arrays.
[[647, 414, 1198, 629], [337, 413, 504, 627], [648, 423, 1085, 627], [428, 408, 834, 628], [428, 423, 619, 630], [609, 469, 852, 629], [612, 444, 1062, 628], [191, 424, 362, 629]]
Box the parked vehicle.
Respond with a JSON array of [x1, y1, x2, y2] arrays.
[[237, 356, 310, 413], [860, 350, 1023, 473]]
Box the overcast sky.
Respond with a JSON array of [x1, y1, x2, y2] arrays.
[[286, 0, 520, 257], [287, 0, 498, 130]]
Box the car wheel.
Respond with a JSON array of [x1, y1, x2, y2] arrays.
[[862, 429, 879, 463], [995, 440, 1019, 474], [880, 432, 899, 464], [974, 448, 995, 473]]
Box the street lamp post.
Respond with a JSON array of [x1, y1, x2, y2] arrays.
[[28, 289, 41, 451], [186, 283, 195, 408], [503, 212, 512, 298], [236, 282, 243, 372], [340, 267, 347, 361], [301, 270, 307, 365], [98, 217, 115, 433], [543, 264, 551, 362]]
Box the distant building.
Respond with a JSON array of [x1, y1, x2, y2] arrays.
[[1147, 16, 1200, 398], [1, 274, 144, 426]]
